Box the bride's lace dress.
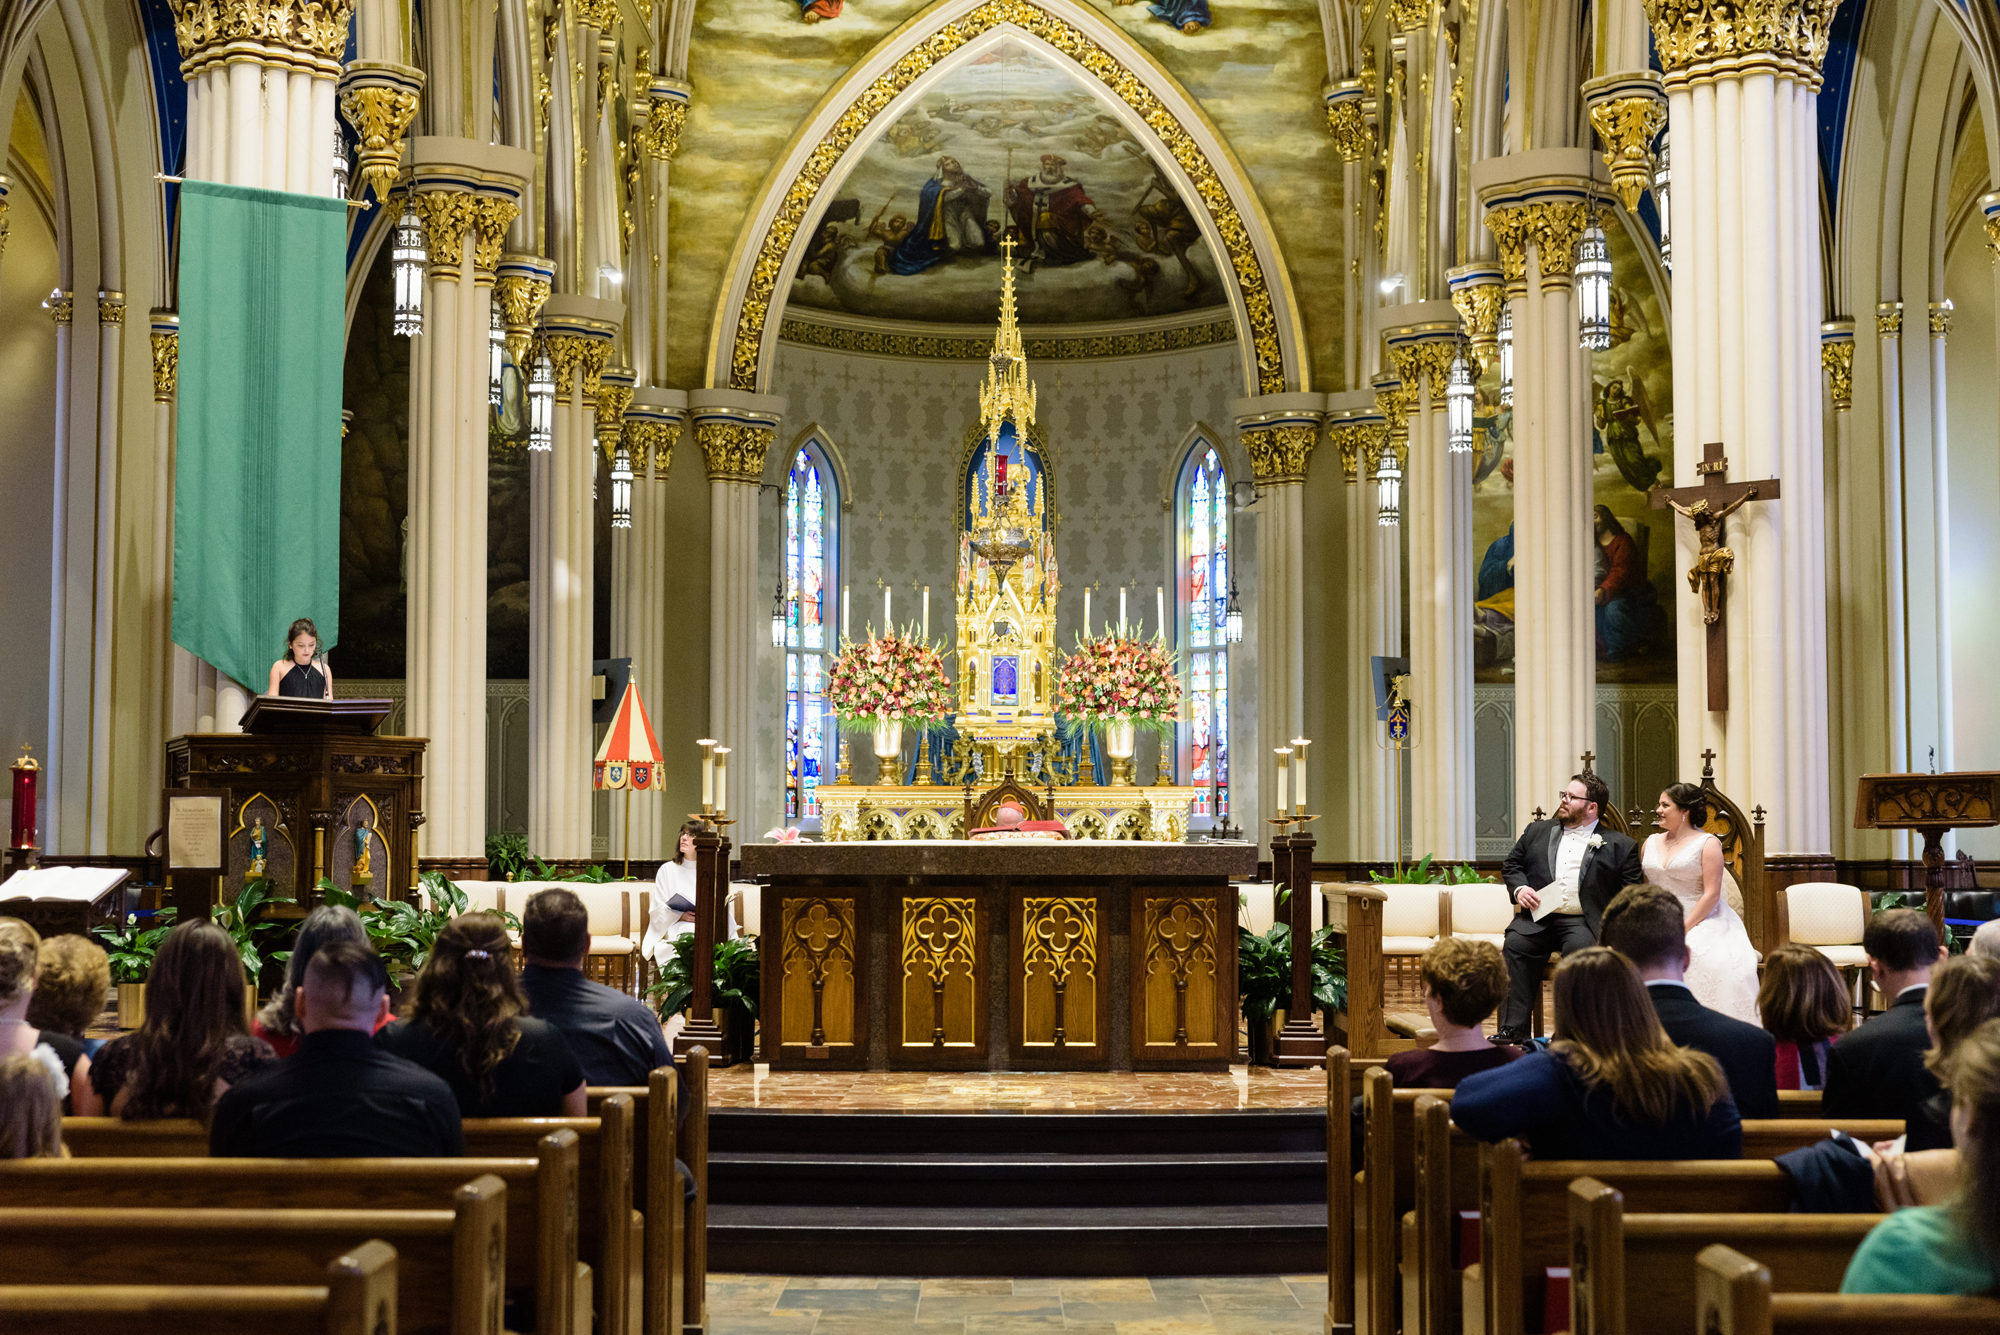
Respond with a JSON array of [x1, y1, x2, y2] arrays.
[[1641, 832, 1763, 1024]]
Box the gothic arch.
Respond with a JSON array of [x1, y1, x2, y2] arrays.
[[703, 0, 1308, 398]]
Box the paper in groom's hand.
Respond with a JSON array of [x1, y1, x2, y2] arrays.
[[1521, 885, 1558, 922]]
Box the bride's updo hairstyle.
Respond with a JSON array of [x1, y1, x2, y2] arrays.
[[1661, 782, 1709, 827]]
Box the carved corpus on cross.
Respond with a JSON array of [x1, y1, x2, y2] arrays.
[[1649, 442, 1781, 712]]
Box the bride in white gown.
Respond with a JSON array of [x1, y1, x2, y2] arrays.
[[1640, 783, 1763, 1024]]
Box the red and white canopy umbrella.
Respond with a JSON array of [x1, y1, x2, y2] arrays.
[[594, 682, 663, 790]]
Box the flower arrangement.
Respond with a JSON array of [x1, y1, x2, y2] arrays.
[[1054, 634, 1182, 730], [825, 630, 955, 723]]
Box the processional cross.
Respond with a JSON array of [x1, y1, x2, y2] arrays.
[[1648, 442, 1781, 712]]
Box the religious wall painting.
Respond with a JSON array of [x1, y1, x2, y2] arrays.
[[1112, 0, 1211, 35], [787, 38, 1227, 326], [1468, 218, 1677, 687]]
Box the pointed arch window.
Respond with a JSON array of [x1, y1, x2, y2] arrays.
[[1178, 443, 1231, 825], [783, 443, 839, 822]]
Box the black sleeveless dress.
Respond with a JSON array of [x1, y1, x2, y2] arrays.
[[278, 663, 327, 698]]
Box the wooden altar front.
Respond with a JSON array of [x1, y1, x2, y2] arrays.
[[165, 699, 425, 923], [740, 841, 1255, 1072]]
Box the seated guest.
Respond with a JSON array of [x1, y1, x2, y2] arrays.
[[1388, 938, 1523, 1088], [377, 913, 587, 1117], [75, 920, 273, 1119], [1822, 908, 1944, 1123], [1756, 943, 1851, 1092], [520, 887, 675, 1089], [211, 940, 462, 1157], [0, 1054, 67, 1159], [1908, 954, 2000, 1151], [1453, 947, 1742, 1160], [25, 934, 112, 1057], [1600, 885, 1779, 1118], [253, 905, 375, 1057], [0, 919, 89, 1113], [1842, 1018, 2000, 1295], [1970, 918, 2000, 960]]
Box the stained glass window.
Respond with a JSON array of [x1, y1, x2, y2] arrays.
[[1181, 446, 1230, 823], [784, 446, 836, 821]]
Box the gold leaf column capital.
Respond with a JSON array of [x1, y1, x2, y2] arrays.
[[595, 365, 636, 457], [638, 78, 693, 161], [1875, 301, 1903, 338], [410, 188, 477, 280], [1447, 263, 1505, 369], [1928, 299, 1954, 338], [1323, 81, 1371, 163], [96, 291, 126, 325], [1583, 74, 1667, 213], [337, 63, 425, 204], [44, 289, 73, 325], [696, 421, 775, 483], [1640, 0, 1846, 87], [149, 310, 180, 403], [494, 253, 555, 371], [1819, 322, 1854, 411], [1240, 424, 1320, 486], [1484, 204, 1534, 287], [468, 196, 522, 282]]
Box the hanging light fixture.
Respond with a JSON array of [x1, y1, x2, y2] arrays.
[[527, 346, 554, 452], [770, 580, 788, 648], [488, 304, 506, 411], [391, 201, 426, 337], [1576, 215, 1613, 351], [1223, 577, 1244, 644], [332, 125, 350, 200], [610, 445, 633, 528], [591, 436, 600, 502], [1498, 304, 1514, 407], [1654, 135, 1672, 272], [1445, 344, 1475, 454], [1375, 454, 1402, 526]]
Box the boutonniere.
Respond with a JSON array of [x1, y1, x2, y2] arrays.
[[1587, 834, 1604, 850]]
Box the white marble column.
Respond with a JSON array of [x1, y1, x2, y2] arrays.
[[1233, 395, 1325, 829], [1923, 300, 1955, 779], [690, 390, 786, 831], [611, 390, 687, 861], [1329, 394, 1396, 859], [1820, 322, 1858, 855], [1387, 311, 1475, 857], [532, 297, 623, 859], [1650, 6, 1837, 855], [405, 143, 534, 870], [1325, 81, 1371, 392], [1475, 156, 1600, 829]]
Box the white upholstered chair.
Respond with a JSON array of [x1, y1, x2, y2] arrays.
[[1379, 885, 1445, 985], [512, 884, 639, 994], [1447, 883, 1516, 946], [1238, 882, 1280, 939], [1780, 882, 1870, 1010]]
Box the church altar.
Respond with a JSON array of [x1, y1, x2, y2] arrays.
[[740, 839, 1253, 1072], [816, 780, 1200, 842]]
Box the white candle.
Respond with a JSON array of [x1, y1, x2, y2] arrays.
[[923, 586, 930, 641], [1274, 746, 1292, 814], [1119, 587, 1127, 634], [1156, 586, 1165, 640], [714, 747, 730, 816], [1291, 737, 1311, 813], [1083, 587, 1091, 635], [697, 738, 718, 809], [885, 585, 892, 632], [842, 586, 850, 638]]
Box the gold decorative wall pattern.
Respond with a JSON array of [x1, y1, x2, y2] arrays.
[[901, 895, 980, 1051], [1019, 897, 1097, 1049], [712, 0, 1302, 398], [779, 896, 857, 1049]]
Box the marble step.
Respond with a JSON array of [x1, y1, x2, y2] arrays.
[[706, 1202, 1328, 1277], [709, 1149, 1327, 1208], [709, 1109, 1327, 1157]]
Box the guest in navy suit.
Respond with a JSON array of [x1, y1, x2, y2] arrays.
[[1452, 947, 1742, 1160], [1823, 909, 1945, 1125]]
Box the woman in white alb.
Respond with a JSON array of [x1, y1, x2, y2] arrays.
[[643, 823, 704, 968], [1641, 782, 1763, 1024]]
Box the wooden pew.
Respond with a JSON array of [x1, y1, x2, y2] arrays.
[[462, 1093, 636, 1335], [0, 1238, 398, 1334], [1739, 1120, 1902, 1157], [1697, 1243, 2000, 1333], [1568, 1177, 1878, 1335], [1411, 1096, 1480, 1335], [1773, 1090, 1824, 1119], [1325, 1047, 1354, 1334], [61, 1118, 209, 1157], [0, 1141, 579, 1335], [586, 1064, 691, 1335], [1472, 1141, 1798, 1335], [0, 1177, 504, 1335], [683, 1048, 710, 1335], [1354, 1069, 1463, 1335]]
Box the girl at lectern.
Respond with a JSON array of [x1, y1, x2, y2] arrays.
[[266, 617, 333, 700]]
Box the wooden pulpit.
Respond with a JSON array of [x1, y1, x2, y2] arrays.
[[165, 699, 425, 924], [1854, 771, 2000, 940]]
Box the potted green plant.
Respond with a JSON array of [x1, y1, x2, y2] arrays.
[[1238, 889, 1347, 1066], [645, 933, 761, 1063], [485, 833, 532, 883], [1369, 854, 1495, 885], [321, 873, 522, 1001], [94, 909, 177, 1029], [214, 879, 296, 1015]]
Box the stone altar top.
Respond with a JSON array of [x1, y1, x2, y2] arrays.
[[740, 839, 1259, 879]]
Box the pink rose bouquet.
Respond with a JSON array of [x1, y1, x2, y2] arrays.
[[826, 630, 954, 723], [1053, 634, 1182, 729]]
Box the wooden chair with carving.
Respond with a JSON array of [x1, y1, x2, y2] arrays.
[[964, 776, 1064, 836]]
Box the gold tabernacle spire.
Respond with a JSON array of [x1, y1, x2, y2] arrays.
[[978, 234, 1038, 444]]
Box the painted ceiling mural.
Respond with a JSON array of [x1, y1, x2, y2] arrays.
[[788, 39, 1228, 325]]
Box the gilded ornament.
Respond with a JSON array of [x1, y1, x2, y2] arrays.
[[0, 198, 9, 254], [410, 189, 477, 277], [1325, 99, 1371, 162], [1329, 423, 1374, 483], [545, 333, 610, 400], [777, 315, 1236, 361], [1451, 73, 1465, 133], [1371, 165, 1388, 252], [469, 197, 520, 278], [1929, 300, 1953, 338], [44, 290, 72, 326], [493, 270, 553, 370], [1391, 340, 1457, 403], [337, 83, 421, 204], [1489, 200, 1589, 283], [1820, 340, 1853, 411], [1588, 94, 1667, 213], [1484, 205, 1533, 284], [150, 331, 179, 402], [1640, 0, 1845, 84], [595, 378, 635, 456], [638, 97, 688, 160], [1359, 421, 1392, 476], [170, 0, 359, 76], [697, 421, 776, 484], [1450, 278, 1504, 367], [574, 0, 617, 29], [724, 0, 1288, 395], [1388, 0, 1429, 33], [1360, 45, 1378, 99], [1875, 304, 1902, 338], [97, 292, 126, 325], [1242, 423, 1318, 485]]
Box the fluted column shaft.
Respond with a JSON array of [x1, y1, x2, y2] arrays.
[[1331, 401, 1395, 859], [1651, 0, 1839, 854], [609, 392, 686, 860], [1874, 305, 1910, 858]]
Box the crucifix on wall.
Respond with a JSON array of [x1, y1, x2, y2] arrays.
[[1648, 441, 1781, 712]]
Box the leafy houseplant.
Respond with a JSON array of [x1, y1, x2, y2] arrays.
[[214, 880, 296, 1000], [645, 933, 760, 1063], [1876, 891, 1963, 953], [485, 833, 532, 883], [1237, 889, 1348, 1066], [322, 872, 522, 983], [1369, 854, 1495, 885], [94, 909, 177, 1029]]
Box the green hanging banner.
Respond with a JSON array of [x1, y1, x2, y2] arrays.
[[173, 180, 346, 695]]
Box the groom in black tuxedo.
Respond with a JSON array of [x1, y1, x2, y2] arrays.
[[1493, 772, 1644, 1041]]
